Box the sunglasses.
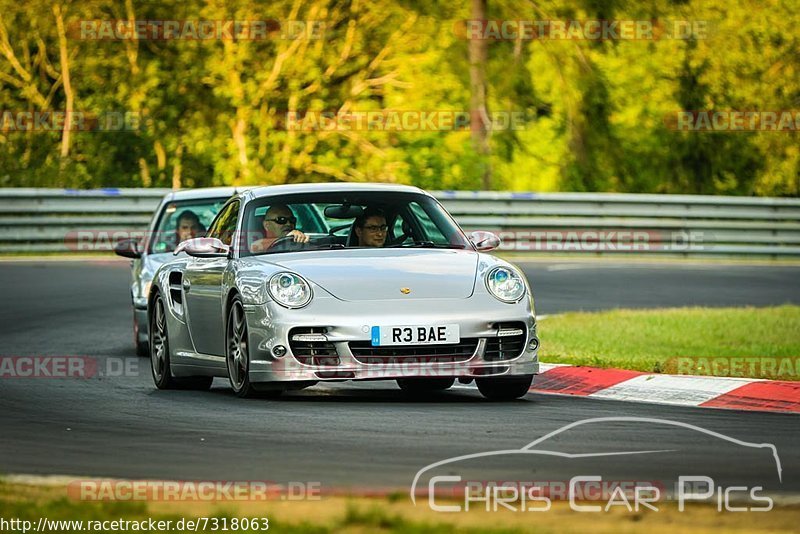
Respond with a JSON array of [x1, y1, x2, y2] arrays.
[[265, 216, 297, 225]]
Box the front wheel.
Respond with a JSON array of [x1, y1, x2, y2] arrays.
[[476, 374, 533, 401], [226, 295, 281, 398]]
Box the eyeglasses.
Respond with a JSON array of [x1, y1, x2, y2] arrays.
[[363, 224, 388, 232], [265, 216, 297, 225]]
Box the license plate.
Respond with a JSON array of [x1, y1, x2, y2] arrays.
[[371, 324, 460, 346]]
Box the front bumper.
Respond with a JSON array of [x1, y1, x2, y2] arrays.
[[244, 295, 539, 383]]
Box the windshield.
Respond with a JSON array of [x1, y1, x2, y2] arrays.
[[239, 191, 471, 256], [149, 197, 230, 253]]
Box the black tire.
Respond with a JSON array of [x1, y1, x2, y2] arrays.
[[476, 374, 533, 401], [134, 313, 149, 357], [397, 377, 455, 394], [226, 295, 282, 398], [149, 292, 213, 391]]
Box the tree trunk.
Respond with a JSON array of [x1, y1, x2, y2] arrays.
[[53, 3, 73, 164], [469, 0, 491, 190], [172, 143, 184, 190]]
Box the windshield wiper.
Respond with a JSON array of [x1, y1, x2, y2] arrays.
[[399, 241, 467, 249], [302, 243, 346, 251], [259, 243, 345, 255]]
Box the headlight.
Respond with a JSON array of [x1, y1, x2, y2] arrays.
[[485, 266, 526, 303], [268, 272, 312, 308]]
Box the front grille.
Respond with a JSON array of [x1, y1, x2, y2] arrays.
[[484, 322, 526, 361], [349, 339, 479, 364], [288, 327, 340, 366]]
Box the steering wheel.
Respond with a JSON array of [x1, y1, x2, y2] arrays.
[[268, 235, 308, 252]]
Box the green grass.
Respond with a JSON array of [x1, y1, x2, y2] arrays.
[[0, 483, 522, 534], [3, 481, 800, 533], [539, 305, 800, 379]]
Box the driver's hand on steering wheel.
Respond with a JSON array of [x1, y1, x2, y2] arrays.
[[286, 229, 310, 243]]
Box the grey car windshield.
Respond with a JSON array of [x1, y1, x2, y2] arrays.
[[239, 192, 471, 256], [150, 198, 229, 253]]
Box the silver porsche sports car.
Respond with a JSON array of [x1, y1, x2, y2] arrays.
[[148, 183, 539, 400]]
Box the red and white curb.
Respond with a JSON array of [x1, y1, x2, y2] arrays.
[[530, 363, 800, 414]]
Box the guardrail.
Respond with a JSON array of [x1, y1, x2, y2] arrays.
[[1, 188, 799, 256]]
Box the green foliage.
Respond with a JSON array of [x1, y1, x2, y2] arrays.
[[0, 0, 796, 195]]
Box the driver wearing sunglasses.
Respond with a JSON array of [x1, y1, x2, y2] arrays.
[[250, 204, 309, 253]]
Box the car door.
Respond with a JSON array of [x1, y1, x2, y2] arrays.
[[183, 200, 239, 356]]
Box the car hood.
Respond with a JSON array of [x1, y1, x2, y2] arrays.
[[264, 249, 479, 301]]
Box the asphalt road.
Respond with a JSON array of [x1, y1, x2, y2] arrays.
[[0, 259, 798, 495]]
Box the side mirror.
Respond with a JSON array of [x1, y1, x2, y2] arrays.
[[469, 231, 501, 252], [175, 237, 230, 258], [114, 237, 142, 259]]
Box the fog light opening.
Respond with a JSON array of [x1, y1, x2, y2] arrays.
[[272, 345, 287, 358], [528, 338, 540, 352]]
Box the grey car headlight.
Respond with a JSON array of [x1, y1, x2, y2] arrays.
[[486, 266, 526, 303], [268, 272, 312, 308]]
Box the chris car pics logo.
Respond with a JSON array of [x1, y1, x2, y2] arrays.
[[411, 417, 780, 513]]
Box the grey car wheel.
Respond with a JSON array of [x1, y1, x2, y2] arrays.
[[150, 295, 172, 388], [226, 295, 280, 398], [476, 374, 533, 401], [134, 314, 148, 357], [150, 292, 212, 391]]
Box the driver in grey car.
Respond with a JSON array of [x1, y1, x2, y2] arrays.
[[250, 204, 309, 253], [164, 210, 206, 252], [176, 210, 205, 243]]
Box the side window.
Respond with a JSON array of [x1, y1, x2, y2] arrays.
[[207, 201, 240, 246]]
